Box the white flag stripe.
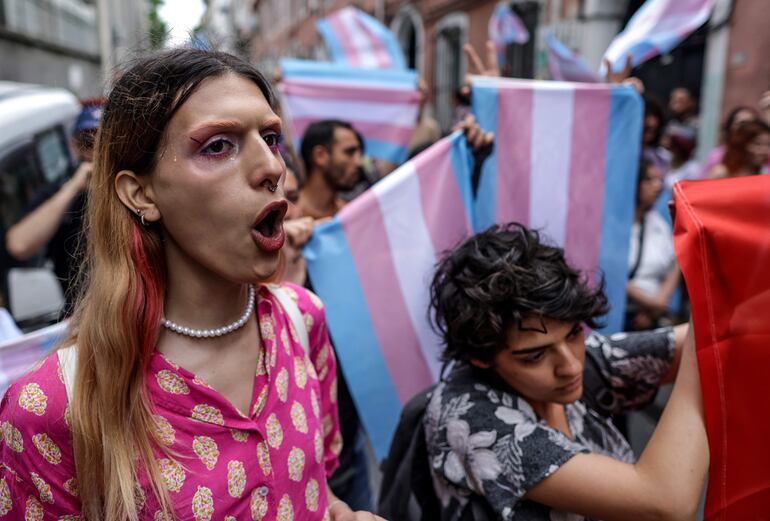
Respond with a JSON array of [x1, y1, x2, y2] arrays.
[[283, 96, 418, 127], [372, 164, 443, 379], [529, 87, 575, 247], [281, 76, 416, 91], [338, 8, 380, 68]]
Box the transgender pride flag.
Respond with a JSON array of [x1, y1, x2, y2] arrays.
[[0, 321, 68, 397], [545, 32, 600, 83], [601, 0, 715, 74], [304, 133, 474, 458], [472, 77, 643, 333], [488, 2, 529, 66], [317, 6, 406, 70], [279, 59, 420, 165]]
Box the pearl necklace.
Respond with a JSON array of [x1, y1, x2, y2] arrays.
[[161, 285, 255, 339]]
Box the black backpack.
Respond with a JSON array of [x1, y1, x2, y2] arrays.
[[377, 385, 497, 521]]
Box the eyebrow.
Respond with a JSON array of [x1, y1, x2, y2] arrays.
[[189, 119, 243, 136], [189, 115, 282, 137], [509, 323, 582, 355], [510, 344, 550, 356]]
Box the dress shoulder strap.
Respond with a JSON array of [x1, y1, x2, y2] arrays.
[[57, 345, 77, 402], [266, 284, 310, 355]]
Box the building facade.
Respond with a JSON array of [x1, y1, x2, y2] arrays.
[[0, 0, 147, 97], [246, 0, 630, 130], [242, 0, 766, 143]]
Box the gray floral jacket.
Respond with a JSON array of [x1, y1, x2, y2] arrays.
[[424, 328, 676, 521]]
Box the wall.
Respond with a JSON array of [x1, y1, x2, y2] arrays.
[[0, 38, 101, 96], [0, 0, 108, 96], [720, 0, 770, 119]]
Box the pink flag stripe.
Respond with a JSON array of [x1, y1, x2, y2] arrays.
[[564, 88, 611, 281], [330, 8, 391, 69], [415, 139, 473, 254], [292, 118, 415, 150], [280, 80, 420, 104], [496, 87, 534, 224], [340, 191, 434, 403]]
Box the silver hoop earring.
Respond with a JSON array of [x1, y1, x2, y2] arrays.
[[136, 209, 147, 227]]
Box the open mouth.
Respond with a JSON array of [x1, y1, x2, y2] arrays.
[[251, 200, 288, 252]]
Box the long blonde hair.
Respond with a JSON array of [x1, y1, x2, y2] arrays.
[[66, 49, 275, 520]]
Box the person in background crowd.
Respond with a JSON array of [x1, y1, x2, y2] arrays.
[[700, 106, 759, 177], [707, 119, 770, 179], [425, 222, 705, 521], [5, 100, 103, 309], [452, 82, 473, 130], [661, 123, 700, 188], [277, 151, 314, 286], [408, 77, 442, 157], [297, 119, 375, 511], [666, 86, 699, 132], [701, 106, 760, 177], [0, 48, 387, 521], [759, 89, 770, 123], [299, 120, 364, 219], [641, 96, 671, 174], [626, 159, 680, 331]]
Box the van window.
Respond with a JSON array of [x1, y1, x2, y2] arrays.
[[35, 127, 71, 184], [0, 142, 44, 231]]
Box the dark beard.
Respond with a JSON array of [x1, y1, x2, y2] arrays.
[[324, 166, 360, 191]]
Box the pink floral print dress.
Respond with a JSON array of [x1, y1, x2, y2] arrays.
[[0, 283, 341, 520]]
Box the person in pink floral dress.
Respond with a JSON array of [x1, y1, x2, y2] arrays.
[[0, 49, 385, 521]]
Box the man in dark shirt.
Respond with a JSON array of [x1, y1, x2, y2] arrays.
[[5, 102, 102, 311]]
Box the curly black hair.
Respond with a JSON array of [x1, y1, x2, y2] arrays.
[[429, 223, 609, 364]]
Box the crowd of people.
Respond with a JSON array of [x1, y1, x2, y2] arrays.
[[0, 39, 766, 520], [626, 84, 770, 332]]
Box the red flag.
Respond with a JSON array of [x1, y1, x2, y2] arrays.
[[673, 176, 770, 518]]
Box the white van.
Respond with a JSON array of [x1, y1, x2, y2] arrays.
[[0, 81, 81, 331]]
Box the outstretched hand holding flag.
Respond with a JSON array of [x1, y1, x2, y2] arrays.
[[601, 0, 716, 75]]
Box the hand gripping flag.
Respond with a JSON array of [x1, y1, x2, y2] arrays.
[[279, 59, 420, 165], [544, 32, 600, 83], [304, 133, 474, 458], [673, 176, 770, 518], [317, 6, 406, 70], [0, 321, 68, 397], [601, 0, 716, 75], [471, 76, 643, 333]]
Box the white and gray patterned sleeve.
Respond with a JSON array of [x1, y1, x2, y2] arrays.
[[582, 328, 676, 415], [425, 375, 589, 520]]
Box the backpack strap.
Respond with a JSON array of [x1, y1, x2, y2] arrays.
[[57, 345, 77, 402], [266, 284, 309, 355]]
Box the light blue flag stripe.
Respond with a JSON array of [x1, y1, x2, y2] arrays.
[[303, 218, 403, 460], [599, 86, 644, 333]]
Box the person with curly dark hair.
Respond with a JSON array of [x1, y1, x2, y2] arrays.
[[424, 222, 707, 521]]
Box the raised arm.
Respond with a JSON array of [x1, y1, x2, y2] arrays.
[[6, 162, 91, 260], [526, 323, 707, 521]]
